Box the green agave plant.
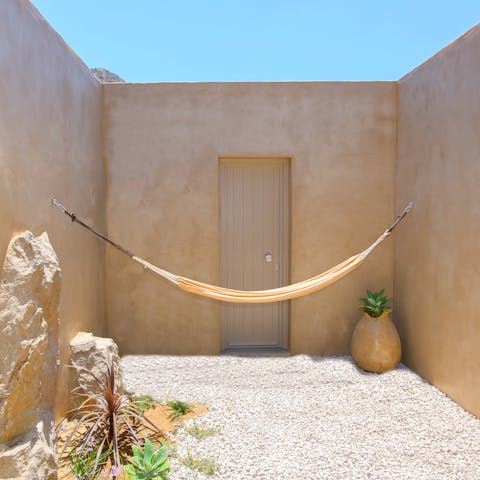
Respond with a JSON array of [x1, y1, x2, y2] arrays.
[[360, 289, 392, 318], [125, 439, 170, 480]]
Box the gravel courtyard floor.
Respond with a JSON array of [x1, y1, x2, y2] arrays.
[[121, 355, 480, 480]]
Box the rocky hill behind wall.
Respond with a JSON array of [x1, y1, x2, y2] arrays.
[[91, 67, 125, 83]]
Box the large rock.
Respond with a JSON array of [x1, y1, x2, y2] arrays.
[[69, 332, 123, 408], [0, 422, 57, 479], [0, 231, 60, 479]]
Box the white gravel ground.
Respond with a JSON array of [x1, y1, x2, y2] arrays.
[[121, 355, 480, 480]]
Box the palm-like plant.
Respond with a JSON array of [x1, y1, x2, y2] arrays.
[[59, 355, 163, 471], [359, 289, 392, 318]]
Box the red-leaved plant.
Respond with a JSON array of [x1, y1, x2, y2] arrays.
[[58, 354, 163, 474]]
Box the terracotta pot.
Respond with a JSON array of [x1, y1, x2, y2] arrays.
[[351, 312, 401, 373]]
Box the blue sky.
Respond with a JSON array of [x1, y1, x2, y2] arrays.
[[31, 1, 479, 82]]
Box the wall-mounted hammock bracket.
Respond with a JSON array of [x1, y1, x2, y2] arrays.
[[51, 198, 414, 303]]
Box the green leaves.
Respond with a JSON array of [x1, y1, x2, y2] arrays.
[[180, 453, 217, 476], [186, 422, 221, 440], [125, 439, 170, 480], [167, 400, 192, 419], [68, 444, 110, 480], [359, 289, 392, 318], [131, 395, 157, 413]]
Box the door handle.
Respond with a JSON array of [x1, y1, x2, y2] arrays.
[[264, 252, 273, 263]]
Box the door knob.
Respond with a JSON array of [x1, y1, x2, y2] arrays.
[[264, 252, 273, 263]]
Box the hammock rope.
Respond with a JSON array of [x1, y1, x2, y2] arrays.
[[51, 198, 413, 303]]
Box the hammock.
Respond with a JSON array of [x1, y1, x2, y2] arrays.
[[51, 199, 413, 303]]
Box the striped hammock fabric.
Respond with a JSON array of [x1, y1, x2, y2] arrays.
[[52, 199, 413, 304], [131, 212, 409, 303]]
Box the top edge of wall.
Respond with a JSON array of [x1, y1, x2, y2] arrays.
[[24, 0, 101, 86], [400, 22, 480, 82], [102, 80, 397, 87]]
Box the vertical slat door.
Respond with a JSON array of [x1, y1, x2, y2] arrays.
[[220, 157, 290, 350]]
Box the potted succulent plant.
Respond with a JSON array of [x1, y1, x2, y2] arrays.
[[351, 289, 401, 373]]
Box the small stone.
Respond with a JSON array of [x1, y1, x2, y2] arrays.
[[69, 332, 123, 409]]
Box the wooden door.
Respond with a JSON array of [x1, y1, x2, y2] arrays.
[[220, 157, 290, 351]]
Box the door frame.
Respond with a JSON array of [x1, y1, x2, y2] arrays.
[[218, 156, 292, 352]]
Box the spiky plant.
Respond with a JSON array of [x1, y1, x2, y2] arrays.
[[359, 289, 392, 318], [125, 439, 170, 480], [167, 400, 192, 420], [59, 355, 163, 471]]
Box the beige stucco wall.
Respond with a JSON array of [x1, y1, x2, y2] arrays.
[[0, 1, 106, 415], [3, 0, 480, 422], [395, 24, 480, 416], [104, 82, 397, 355]]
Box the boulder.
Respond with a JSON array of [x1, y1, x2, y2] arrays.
[[0, 231, 60, 479], [69, 332, 123, 408], [0, 421, 57, 480]]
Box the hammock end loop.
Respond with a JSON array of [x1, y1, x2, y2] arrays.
[[51, 197, 66, 213]]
